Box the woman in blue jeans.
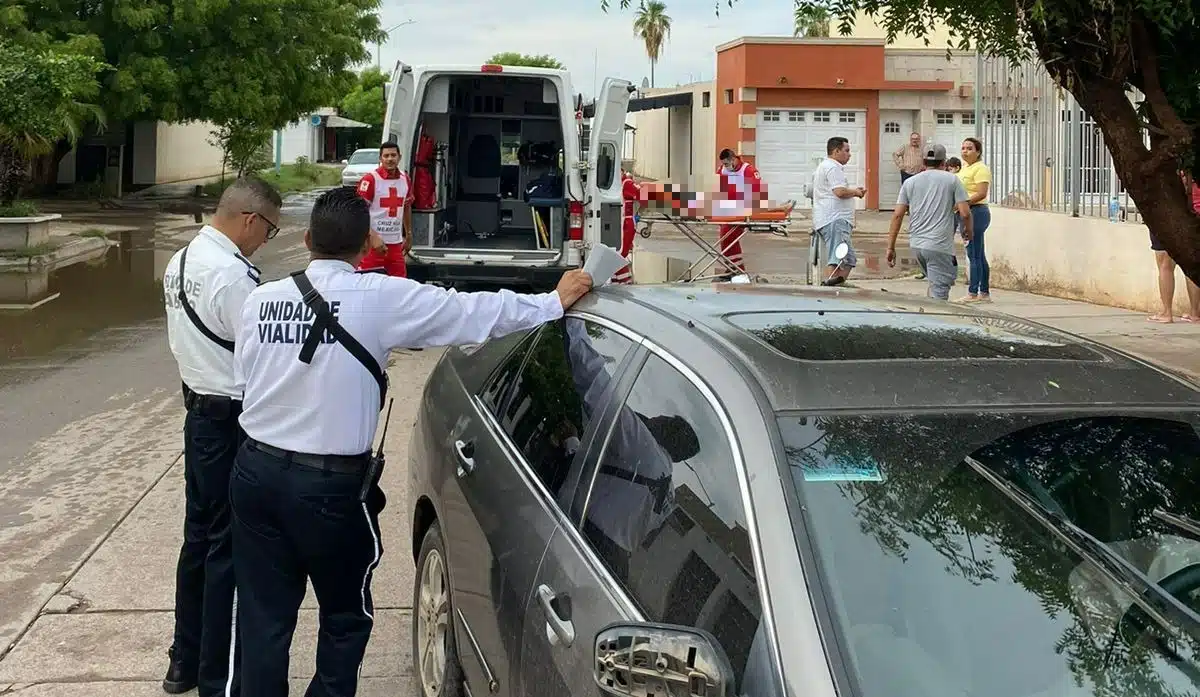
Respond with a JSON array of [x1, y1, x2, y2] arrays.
[[958, 138, 993, 302]]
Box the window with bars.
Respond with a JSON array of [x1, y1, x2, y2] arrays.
[[961, 112, 976, 125], [788, 111, 803, 122], [813, 111, 831, 123], [936, 112, 954, 125], [761, 110, 781, 122], [884, 122, 901, 134], [838, 111, 857, 123]]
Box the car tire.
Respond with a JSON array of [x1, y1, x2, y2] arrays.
[[413, 521, 465, 697]]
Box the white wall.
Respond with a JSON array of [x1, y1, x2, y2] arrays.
[[155, 121, 225, 183], [279, 121, 321, 164], [630, 82, 717, 193], [132, 121, 159, 185], [987, 207, 1194, 315]]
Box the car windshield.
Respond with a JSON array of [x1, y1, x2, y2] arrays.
[[348, 150, 378, 165], [779, 410, 1200, 697]]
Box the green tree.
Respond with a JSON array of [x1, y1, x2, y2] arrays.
[[785, 0, 1200, 283], [632, 1, 672, 88], [792, 3, 831, 37], [13, 0, 383, 189], [340, 67, 387, 145], [0, 37, 105, 207], [485, 53, 566, 70]]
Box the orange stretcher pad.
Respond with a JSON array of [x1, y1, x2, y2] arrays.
[[705, 203, 795, 223]]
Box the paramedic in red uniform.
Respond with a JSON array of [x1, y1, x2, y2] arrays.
[[716, 148, 760, 275], [355, 141, 413, 277], [613, 169, 640, 285]]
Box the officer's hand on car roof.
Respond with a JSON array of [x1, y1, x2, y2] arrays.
[[556, 270, 594, 310]]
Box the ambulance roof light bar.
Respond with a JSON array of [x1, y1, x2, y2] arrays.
[[480, 64, 503, 73]]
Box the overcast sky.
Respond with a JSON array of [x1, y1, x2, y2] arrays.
[[374, 0, 797, 97]]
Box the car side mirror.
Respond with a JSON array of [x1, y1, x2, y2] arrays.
[[594, 622, 736, 697], [341, 159, 349, 165]]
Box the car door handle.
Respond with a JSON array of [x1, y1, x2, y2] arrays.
[[536, 584, 575, 647], [454, 439, 475, 477]]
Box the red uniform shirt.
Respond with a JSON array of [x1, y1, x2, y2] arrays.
[[357, 166, 414, 245], [717, 160, 762, 199], [621, 176, 640, 218]]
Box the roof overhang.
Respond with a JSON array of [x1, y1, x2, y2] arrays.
[[582, 91, 693, 119]]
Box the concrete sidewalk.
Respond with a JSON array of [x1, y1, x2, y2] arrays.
[[851, 276, 1200, 381], [0, 349, 442, 696]]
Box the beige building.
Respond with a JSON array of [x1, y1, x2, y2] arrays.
[[56, 121, 227, 196]]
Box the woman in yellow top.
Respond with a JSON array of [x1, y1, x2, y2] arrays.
[[958, 138, 992, 302]]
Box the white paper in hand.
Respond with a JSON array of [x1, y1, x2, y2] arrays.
[[583, 244, 629, 286]]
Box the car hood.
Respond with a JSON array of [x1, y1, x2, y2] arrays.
[[341, 164, 377, 174]]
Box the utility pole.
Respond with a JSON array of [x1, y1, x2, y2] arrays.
[[376, 19, 416, 71]]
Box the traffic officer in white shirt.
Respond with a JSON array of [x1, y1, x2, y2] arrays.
[[161, 176, 283, 697], [229, 186, 593, 697]]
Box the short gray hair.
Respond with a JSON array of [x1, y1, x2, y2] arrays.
[[217, 176, 283, 214]]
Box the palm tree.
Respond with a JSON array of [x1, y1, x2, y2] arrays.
[[633, 1, 672, 88], [793, 3, 831, 37]]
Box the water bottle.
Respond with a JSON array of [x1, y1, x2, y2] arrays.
[[1108, 197, 1120, 223]]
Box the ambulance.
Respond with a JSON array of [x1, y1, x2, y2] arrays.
[[381, 61, 633, 288]]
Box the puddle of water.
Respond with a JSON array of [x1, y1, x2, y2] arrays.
[[0, 202, 315, 376]]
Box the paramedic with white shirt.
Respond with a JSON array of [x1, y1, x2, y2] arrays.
[[229, 186, 593, 697], [811, 136, 866, 286], [161, 176, 282, 697]]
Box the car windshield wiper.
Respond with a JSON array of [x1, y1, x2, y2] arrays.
[[962, 456, 1200, 639], [1153, 509, 1200, 542]]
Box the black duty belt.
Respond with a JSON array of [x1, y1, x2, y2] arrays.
[[246, 438, 370, 474], [181, 383, 241, 420]]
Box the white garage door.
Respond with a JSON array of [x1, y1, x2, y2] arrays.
[[933, 111, 1036, 203], [756, 109, 867, 210], [878, 110, 915, 210]]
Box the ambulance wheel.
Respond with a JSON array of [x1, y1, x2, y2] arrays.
[[414, 522, 464, 697]]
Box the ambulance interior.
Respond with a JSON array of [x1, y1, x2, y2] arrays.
[[409, 74, 567, 253]]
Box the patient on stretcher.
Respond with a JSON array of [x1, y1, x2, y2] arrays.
[[638, 182, 795, 219]]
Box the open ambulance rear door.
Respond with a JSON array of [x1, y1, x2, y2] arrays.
[[382, 61, 414, 166], [584, 78, 634, 257]]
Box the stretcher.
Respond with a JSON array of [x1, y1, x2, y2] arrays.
[[636, 202, 795, 282]]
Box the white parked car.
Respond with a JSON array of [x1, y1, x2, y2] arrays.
[[340, 148, 380, 187]]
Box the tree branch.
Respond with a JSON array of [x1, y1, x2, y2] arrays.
[[1131, 19, 1192, 174]]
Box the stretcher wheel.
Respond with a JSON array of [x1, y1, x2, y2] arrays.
[[637, 221, 653, 239]]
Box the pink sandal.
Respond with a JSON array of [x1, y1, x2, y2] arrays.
[[1147, 314, 1173, 323]]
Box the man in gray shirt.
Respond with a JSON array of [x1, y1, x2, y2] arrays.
[[886, 143, 973, 300]]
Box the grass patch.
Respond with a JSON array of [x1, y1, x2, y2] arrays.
[[74, 228, 111, 239], [202, 162, 343, 198], [0, 241, 58, 259], [0, 201, 40, 218]]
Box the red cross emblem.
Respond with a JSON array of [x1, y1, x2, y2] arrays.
[[380, 186, 404, 217]]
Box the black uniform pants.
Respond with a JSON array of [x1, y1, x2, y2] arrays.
[[230, 441, 384, 697], [172, 388, 244, 697]]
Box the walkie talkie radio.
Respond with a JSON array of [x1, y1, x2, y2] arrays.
[[360, 398, 395, 503]]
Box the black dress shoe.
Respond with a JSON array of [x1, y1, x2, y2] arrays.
[[162, 648, 197, 694]]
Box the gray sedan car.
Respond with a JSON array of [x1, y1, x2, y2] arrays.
[[406, 283, 1200, 697]]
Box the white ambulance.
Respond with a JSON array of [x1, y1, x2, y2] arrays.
[[381, 61, 633, 288]]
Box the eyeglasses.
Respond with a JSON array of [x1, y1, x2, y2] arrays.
[[243, 211, 280, 240]]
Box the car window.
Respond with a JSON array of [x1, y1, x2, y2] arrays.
[[479, 329, 537, 414], [580, 353, 763, 691], [491, 318, 634, 502], [348, 150, 378, 165]]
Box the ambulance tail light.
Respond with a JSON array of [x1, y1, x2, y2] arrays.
[[568, 201, 584, 240], [480, 64, 503, 73]]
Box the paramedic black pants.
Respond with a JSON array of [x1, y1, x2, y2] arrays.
[[172, 387, 243, 697], [230, 440, 385, 697]]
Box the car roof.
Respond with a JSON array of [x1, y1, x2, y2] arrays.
[[587, 283, 1200, 413]]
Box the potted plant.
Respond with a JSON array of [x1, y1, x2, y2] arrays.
[[0, 37, 105, 253]]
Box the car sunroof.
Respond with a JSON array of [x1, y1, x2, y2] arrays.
[[726, 311, 1106, 361]]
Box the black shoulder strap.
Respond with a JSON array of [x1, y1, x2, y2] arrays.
[[178, 246, 235, 353], [289, 271, 388, 406]]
